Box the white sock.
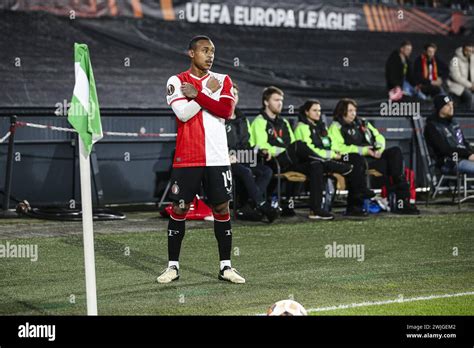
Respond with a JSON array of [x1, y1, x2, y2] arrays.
[[220, 260, 231, 270], [168, 261, 179, 269]]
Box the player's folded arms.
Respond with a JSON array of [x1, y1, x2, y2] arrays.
[[194, 91, 235, 119]]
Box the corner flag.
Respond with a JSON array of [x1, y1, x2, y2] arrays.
[[67, 43, 102, 315], [68, 43, 103, 155]]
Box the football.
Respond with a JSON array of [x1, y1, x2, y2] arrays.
[[267, 300, 308, 316]]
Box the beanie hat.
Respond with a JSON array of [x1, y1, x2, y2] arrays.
[[433, 95, 452, 115]]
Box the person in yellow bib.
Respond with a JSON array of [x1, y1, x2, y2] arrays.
[[294, 99, 374, 216], [328, 98, 419, 215], [251, 87, 353, 220]]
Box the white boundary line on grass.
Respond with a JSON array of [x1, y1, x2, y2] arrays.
[[256, 291, 474, 315], [306, 291, 474, 313]]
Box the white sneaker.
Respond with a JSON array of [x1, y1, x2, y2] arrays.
[[308, 210, 335, 220], [218, 266, 246, 284], [157, 265, 179, 283]]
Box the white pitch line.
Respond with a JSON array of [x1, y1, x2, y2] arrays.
[[255, 291, 474, 316], [306, 291, 474, 313]]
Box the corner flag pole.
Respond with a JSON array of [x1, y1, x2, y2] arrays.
[[68, 43, 103, 315], [78, 138, 98, 315]]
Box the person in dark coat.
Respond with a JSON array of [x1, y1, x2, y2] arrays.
[[424, 94, 474, 175], [385, 40, 427, 101], [413, 43, 445, 98]]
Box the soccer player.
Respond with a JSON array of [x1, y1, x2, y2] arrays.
[[157, 35, 245, 284]]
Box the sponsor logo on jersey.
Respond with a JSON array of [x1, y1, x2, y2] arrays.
[[171, 183, 180, 195]]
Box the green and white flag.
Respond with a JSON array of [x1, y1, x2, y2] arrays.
[[68, 43, 103, 156]]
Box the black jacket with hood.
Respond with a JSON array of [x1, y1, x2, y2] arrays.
[[424, 113, 473, 168]]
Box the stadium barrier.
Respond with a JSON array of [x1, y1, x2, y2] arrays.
[[1, 109, 473, 209], [0, 115, 177, 218]]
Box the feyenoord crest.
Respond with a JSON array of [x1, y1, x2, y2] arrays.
[[171, 182, 180, 195], [167, 84, 175, 96]]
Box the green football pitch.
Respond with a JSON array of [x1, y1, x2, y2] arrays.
[[0, 212, 473, 315]]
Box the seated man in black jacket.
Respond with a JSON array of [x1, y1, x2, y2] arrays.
[[425, 95, 474, 175], [226, 83, 279, 222], [385, 40, 427, 101]]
